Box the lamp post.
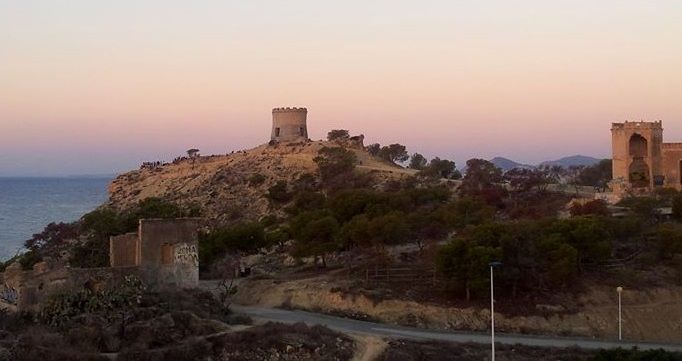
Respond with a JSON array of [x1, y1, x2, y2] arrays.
[[489, 261, 502, 361], [617, 286, 623, 341]]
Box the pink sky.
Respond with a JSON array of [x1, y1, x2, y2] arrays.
[[1, 1, 681, 175]]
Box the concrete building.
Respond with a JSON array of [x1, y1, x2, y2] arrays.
[[110, 218, 200, 288], [611, 121, 682, 194], [270, 107, 308, 143], [1, 218, 201, 312]]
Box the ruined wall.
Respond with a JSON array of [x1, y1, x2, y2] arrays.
[[138, 218, 200, 288], [110, 232, 139, 267], [611, 121, 664, 192], [662, 143, 682, 190], [271, 107, 308, 142]]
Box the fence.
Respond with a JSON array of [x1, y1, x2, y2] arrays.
[[361, 265, 441, 287]]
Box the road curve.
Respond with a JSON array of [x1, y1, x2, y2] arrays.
[[232, 305, 682, 352]]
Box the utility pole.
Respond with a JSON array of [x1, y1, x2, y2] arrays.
[[617, 286, 623, 341], [489, 261, 502, 361]]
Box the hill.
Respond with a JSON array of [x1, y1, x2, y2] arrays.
[[107, 140, 417, 225], [489, 157, 534, 171], [539, 155, 602, 168]]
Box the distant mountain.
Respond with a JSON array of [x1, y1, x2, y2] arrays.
[[539, 155, 602, 168], [489, 157, 534, 171]]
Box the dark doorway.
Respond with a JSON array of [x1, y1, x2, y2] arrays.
[[629, 159, 650, 187], [629, 134, 648, 157]]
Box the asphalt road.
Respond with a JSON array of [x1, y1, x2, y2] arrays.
[[232, 305, 682, 352]]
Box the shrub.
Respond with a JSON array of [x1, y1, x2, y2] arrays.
[[248, 173, 266, 187], [199, 222, 266, 268], [673, 193, 682, 221], [40, 276, 145, 328], [327, 129, 350, 141], [570, 199, 609, 216], [314, 146, 358, 182], [266, 180, 292, 203]]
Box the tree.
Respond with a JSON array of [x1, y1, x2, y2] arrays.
[[408, 153, 428, 170], [656, 223, 682, 260], [437, 239, 500, 300], [313, 146, 358, 181], [504, 168, 553, 193], [418, 158, 458, 179], [366, 143, 381, 156], [186, 148, 200, 158], [290, 211, 340, 267], [462, 159, 503, 190], [673, 193, 682, 221], [378, 144, 409, 164], [577, 159, 612, 190], [327, 129, 350, 141]]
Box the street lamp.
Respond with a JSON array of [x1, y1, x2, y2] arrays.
[[617, 286, 623, 341], [489, 261, 502, 361]]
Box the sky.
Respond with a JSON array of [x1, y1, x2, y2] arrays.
[[1, 1, 681, 176]]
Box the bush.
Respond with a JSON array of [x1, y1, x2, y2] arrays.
[[41, 276, 145, 328], [248, 173, 266, 187], [570, 199, 609, 216], [266, 180, 292, 203], [18, 250, 43, 271], [199, 222, 266, 268], [69, 238, 109, 268], [327, 129, 350, 141], [673, 193, 682, 221]]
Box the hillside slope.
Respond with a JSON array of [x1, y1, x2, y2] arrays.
[[107, 140, 416, 224]]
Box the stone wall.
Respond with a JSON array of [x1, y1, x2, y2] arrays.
[[137, 218, 200, 288], [110, 232, 139, 267], [662, 143, 682, 190], [271, 107, 308, 142]]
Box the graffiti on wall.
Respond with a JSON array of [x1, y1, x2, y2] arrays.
[[174, 243, 198, 267]]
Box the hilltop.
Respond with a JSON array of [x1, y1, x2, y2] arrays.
[[108, 140, 417, 225], [489, 155, 603, 171]]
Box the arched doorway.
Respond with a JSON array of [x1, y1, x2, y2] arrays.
[[629, 159, 649, 187], [629, 134, 648, 157], [628, 134, 649, 187]]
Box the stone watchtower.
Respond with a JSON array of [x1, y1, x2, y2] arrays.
[[271, 107, 308, 143], [611, 121, 664, 192]]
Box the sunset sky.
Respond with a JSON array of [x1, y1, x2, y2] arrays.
[[1, 1, 681, 176]]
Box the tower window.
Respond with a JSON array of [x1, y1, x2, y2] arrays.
[[275, 127, 280, 137], [299, 127, 304, 136]]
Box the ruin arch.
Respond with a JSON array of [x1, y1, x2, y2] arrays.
[[629, 158, 650, 187], [629, 133, 648, 157]]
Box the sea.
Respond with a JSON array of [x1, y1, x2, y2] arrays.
[[0, 177, 112, 261]]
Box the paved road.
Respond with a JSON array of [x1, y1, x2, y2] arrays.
[[232, 305, 682, 352]]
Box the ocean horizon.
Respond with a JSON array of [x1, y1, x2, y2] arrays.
[[0, 176, 112, 261]]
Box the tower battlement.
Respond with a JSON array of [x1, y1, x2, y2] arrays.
[[272, 107, 307, 113], [611, 120, 663, 131]]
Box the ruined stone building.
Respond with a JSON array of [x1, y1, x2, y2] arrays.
[[611, 121, 682, 194], [2, 218, 200, 312], [271, 107, 308, 142]]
